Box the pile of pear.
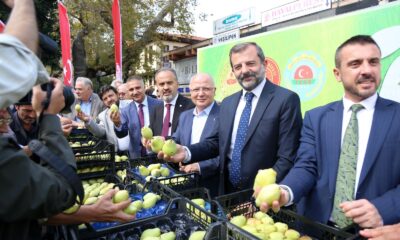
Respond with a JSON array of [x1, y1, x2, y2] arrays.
[[139, 227, 206, 240], [141, 127, 177, 156], [75, 151, 111, 161], [138, 163, 172, 181], [77, 166, 107, 174], [115, 154, 129, 162], [69, 140, 96, 148], [230, 212, 310, 240]]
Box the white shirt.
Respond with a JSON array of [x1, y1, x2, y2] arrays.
[[134, 96, 150, 127], [163, 94, 179, 136], [342, 93, 377, 196], [228, 80, 266, 159], [191, 102, 215, 145]]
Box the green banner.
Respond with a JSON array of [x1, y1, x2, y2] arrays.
[[198, 2, 400, 114]]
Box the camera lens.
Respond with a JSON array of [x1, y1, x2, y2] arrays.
[[61, 86, 75, 114]]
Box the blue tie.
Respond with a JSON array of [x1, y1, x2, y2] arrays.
[[230, 92, 254, 187]]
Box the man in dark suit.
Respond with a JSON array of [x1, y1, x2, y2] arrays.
[[160, 42, 302, 195], [173, 73, 220, 197], [150, 68, 194, 137], [262, 35, 400, 229], [111, 76, 162, 158]]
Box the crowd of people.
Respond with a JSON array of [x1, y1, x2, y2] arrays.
[[1, 0, 400, 239]]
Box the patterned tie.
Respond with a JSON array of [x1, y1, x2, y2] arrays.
[[161, 103, 171, 137], [138, 104, 144, 128], [229, 92, 254, 187], [138, 104, 146, 156], [332, 104, 364, 228]]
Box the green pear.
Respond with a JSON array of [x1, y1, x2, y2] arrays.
[[84, 197, 98, 205], [285, 229, 300, 240], [191, 198, 205, 208], [257, 224, 276, 234], [269, 231, 284, 240], [63, 203, 80, 214], [253, 211, 268, 220], [260, 215, 274, 225], [160, 167, 170, 177], [274, 222, 288, 233], [140, 228, 161, 240], [120, 155, 128, 161], [151, 169, 161, 177], [253, 168, 277, 190], [162, 139, 177, 156], [123, 202, 138, 215], [143, 195, 158, 209], [143, 192, 160, 201], [147, 163, 161, 172], [246, 218, 261, 227], [139, 165, 150, 176], [115, 155, 121, 162], [113, 190, 129, 203], [141, 126, 153, 140], [188, 231, 206, 240], [75, 104, 81, 112], [132, 200, 143, 210], [160, 231, 176, 240], [230, 215, 247, 227], [241, 226, 258, 235], [255, 183, 281, 207], [110, 103, 119, 113], [151, 137, 165, 153]]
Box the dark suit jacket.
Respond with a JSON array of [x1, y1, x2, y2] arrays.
[[114, 97, 162, 158], [189, 80, 303, 194], [150, 94, 195, 136], [173, 103, 220, 197], [281, 96, 400, 225]]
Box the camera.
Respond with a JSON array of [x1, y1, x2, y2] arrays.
[[40, 83, 75, 114]]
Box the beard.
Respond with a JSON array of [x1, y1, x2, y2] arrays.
[[236, 67, 265, 91]]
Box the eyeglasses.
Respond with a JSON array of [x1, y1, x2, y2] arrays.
[[190, 87, 215, 93], [0, 118, 12, 125]]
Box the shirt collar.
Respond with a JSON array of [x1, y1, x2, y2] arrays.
[[342, 92, 377, 112], [165, 94, 179, 107], [135, 96, 148, 108], [241, 79, 266, 99], [81, 94, 93, 103], [193, 101, 215, 117]]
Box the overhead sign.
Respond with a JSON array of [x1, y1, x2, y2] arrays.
[[213, 29, 240, 45], [199, 1, 400, 114], [261, 0, 331, 27], [213, 8, 255, 35]]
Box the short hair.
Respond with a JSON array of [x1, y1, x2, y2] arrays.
[[335, 35, 381, 68], [229, 42, 266, 68], [154, 67, 178, 82], [189, 73, 215, 87], [126, 75, 145, 87], [98, 85, 117, 99], [111, 79, 123, 87], [75, 77, 93, 89]]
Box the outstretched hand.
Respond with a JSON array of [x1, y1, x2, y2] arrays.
[[157, 143, 186, 163], [253, 186, 290, 213]]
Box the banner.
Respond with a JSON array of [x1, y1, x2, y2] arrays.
[[112, 0, 123, 81], [198, 1, 400, 114], [0, 20, 5, 33], [58, 1, 73, 86]]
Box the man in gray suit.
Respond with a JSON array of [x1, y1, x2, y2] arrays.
[[68, 77, 105, 127], [76, 85, 127, 151]]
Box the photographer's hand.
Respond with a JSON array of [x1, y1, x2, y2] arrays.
[[32, 78, 65, 116]]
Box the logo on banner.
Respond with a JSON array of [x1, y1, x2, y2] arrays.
[[284, 51, 326, 101], [265, 57, 281, 85], [63, 59, 73, 86]]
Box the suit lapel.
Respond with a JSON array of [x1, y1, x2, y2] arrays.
[[221, 92, 241, 155], [358, 97, 394, 188], [200, 103, 218, 141], [244, 81, 274, 145], [172, 95, 185, 132], [326, 102, 344, 196]]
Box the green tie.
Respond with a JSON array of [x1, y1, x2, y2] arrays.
[[332, 104, 364, 228]]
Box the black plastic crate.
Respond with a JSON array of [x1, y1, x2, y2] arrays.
[[129, 154, 199, 192], [78, 181, 179, 239], [213, 189, 360, 240], [79, 197, 224, 240]]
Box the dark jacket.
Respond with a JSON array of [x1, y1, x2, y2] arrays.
[[0, 115, 77, 240]]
